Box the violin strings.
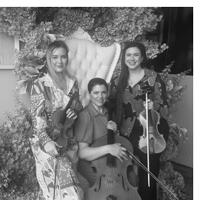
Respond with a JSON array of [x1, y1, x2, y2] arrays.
[[126, 150, 179, 200]]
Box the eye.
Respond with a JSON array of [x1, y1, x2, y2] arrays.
[[52, 56, 58, 59], [61, 55, 67, 59]]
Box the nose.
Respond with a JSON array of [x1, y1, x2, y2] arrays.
[[99, 93, 102, 98], [57, 57, 62, 63]]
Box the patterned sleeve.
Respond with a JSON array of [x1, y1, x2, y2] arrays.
[[30, 80, 52, 148], [74, 111, 93, 145], [153, 73, 169, 120]]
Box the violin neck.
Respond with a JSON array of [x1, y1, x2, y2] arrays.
[[59, 92, 78, 125]]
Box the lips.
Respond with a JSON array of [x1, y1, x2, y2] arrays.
[[128, 61, 136, 65], [56, 65, 63, 68]]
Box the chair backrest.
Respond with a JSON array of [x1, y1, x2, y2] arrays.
[[62, 31, 121, 107]]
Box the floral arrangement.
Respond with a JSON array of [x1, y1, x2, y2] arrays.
[[0, 7, 191, 200], [0, 94, 40, 200], [157, 63, 191, 200]]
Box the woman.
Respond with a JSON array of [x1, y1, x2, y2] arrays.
[[74, 78, 141, 200], [109, 42, 169, 200], [29, 40, 84, 200]]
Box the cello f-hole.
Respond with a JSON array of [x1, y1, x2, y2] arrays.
[[118, 173, 130, 191]]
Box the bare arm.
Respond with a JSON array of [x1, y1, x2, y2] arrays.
[[78, 142, 127, 162]]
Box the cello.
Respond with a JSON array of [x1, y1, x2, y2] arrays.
[[85, 99, 141, 200]]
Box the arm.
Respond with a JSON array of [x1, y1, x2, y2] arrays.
[[78, 142, 127, 162], [74, 111, 127, 162], [30, 81, 59, 156], [79, 142, 110, 161]]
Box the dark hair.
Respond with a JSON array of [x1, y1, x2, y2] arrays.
[[116, 42, 147, 129], [88, 78, 108, 93]]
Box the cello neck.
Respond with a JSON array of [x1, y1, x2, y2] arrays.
[[106, 99, 116, 167]]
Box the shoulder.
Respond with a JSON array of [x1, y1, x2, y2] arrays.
[[79, 105, 92, 118], [31, 74, 52, 95], [144, 68, 158, 86], [144, 68, 157, 77], [75, 106, 93, 128]]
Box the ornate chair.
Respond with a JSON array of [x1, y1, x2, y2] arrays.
[[49, 28, 121, 107]]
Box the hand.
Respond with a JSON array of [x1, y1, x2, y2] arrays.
[[66, 108, 77, 120], [143, 99, 154, 110], [109, 143, 128, 162], [107, 120, 117, 132], [44, 140, 62, 157]]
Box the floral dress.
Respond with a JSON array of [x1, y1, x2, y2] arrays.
[[109, 68, 169, 200], [29, 73, 84, 200]]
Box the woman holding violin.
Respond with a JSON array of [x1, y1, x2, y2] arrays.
[[74, 78, 141, 200], [109, 42, 169, 200], [29, 40, 84, 200]]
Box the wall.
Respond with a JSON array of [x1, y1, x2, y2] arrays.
[[170, 75, 193, 168], [0, 69, 28, 125]]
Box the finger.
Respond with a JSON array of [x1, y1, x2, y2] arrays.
[[66, 109, 71, 114], [117, 155, 123, 162], [121, 152, 128, 160], [55, 142, 63, 148], [73, 115, 77, 119]]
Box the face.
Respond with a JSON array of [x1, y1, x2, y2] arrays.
[[125, 47, 143, 70], [89, 84, 108, 109], [51, 47, 68, 73]]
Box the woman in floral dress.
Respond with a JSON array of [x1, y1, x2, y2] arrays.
[[109, 42, 169, 200], [29, 40, 84, 200]]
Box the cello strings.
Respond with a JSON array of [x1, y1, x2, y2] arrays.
[[126, 150, 179, 200]]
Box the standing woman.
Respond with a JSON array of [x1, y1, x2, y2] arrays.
[[109, 42, 169, 200], [29, 40, 84, 200]]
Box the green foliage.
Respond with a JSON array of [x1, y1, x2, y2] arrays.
[[0, 7, 191, 200], [52, 7, 163, 47], [0, 7, 36, 38], [0, 95, 42, 200]]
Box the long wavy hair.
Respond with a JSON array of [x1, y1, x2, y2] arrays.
[[46, 40, 70, 90], [115, 42, 147, 129]]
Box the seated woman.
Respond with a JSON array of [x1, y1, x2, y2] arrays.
[[74, 78, 141, 200]]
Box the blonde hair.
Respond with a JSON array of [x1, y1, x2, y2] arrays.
[[46, 40, 70, 90]]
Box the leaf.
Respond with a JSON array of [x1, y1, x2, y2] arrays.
[[16, 80, 28, 94], [24, 67, 39, 77]]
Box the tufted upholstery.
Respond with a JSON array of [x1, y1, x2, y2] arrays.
[[64, 37, 121, 107]]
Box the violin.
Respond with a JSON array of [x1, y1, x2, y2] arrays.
[[47, 92, 81, 154], [138, 92, 166, 187], [85, 100, 141, 200], [138, 93, 166, 154]]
